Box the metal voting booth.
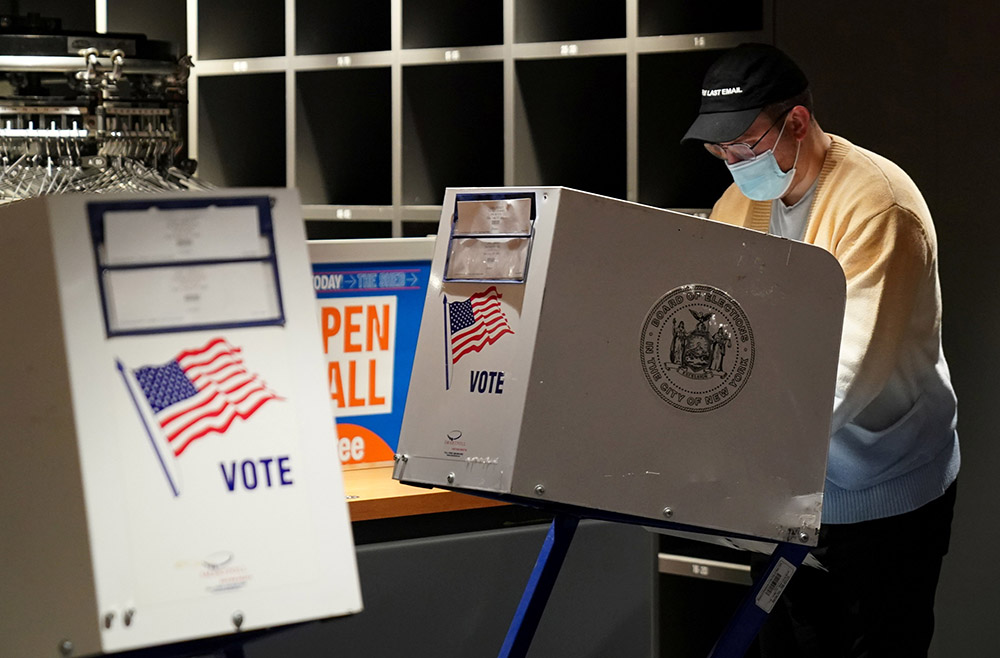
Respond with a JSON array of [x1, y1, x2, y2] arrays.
[[0, 16, 363, 658], [0, 189, 362, 657], [394, 187, 847, 656]]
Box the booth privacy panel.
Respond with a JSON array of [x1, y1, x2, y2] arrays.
[[512, 190, 844, 541], [0, 189, 361, 656], [395, 187, 845, 544]]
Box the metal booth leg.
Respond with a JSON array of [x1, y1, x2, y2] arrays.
[[498, 514, 581, 658], [706, 541, 811, 658]]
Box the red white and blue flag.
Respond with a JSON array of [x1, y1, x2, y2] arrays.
[[131, 338, 281, 457], [447, 286, 514, 365]]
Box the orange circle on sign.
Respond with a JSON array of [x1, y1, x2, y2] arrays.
[[336, 423, 397, 465]]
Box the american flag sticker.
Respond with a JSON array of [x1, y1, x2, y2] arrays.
[[118, 338, 281, 496], [443, 286, 514, 389]]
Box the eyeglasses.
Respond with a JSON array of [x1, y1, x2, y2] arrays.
[[704, 109, 791, 161]]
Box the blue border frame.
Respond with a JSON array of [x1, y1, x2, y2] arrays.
[[88, 196, 286, 338]]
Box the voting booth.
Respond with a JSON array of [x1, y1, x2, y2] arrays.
[[0, 189, 362, 656], [395, 186, 846, 543], [393, 187, 846, 655]]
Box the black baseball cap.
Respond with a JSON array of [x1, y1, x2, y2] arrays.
[[681, 43, 809, 144]]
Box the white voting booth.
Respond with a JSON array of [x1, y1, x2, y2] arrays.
[[395, 186, 845, 541], [0, 189, 361, 656], [393, 187, 846, 655]]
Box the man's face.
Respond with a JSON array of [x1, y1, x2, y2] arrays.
[[716, 110, 796, 170]]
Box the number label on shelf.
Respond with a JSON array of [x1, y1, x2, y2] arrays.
[[445, 50, 461, 62], [233, 60, 249, 72], [337, 56, 353, 67], [691, 564, 710, 577], [336, 209, 353, 220], [693, 36, 707, 48], [560, 44, 579, 56]]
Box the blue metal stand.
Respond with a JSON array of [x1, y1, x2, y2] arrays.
[[497, 511, 811, 658], [707, 541, 811, 657], [498, 514, 580, 658]]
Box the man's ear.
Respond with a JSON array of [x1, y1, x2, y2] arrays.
[[788, 105, 812, 141]]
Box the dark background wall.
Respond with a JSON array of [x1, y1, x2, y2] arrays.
[[4, 0, 996, 654], [773, 3, 1000, 655]]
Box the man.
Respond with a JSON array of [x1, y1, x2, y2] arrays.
[[682, 43, 960, 657]]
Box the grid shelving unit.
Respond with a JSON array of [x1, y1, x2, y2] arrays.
[[101, 0, 771, 238]]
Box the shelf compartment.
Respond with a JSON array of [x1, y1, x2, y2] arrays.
[[515, 0, 625, 44], [28, 4, 95, 32], [402, 220, 440, 238], [296, 67, 392, 205], [305, 220, 393, 240], [197, 73, 286, 187], [402, 62, 504, 206], [638, 0, 763, 37], [514, 56, 626, 200], [197, 0, 284, 60], [296, 0, 391, 55], [637, 51, 733, 210], [402, 0, 503, 49], [108, 0, 187, 57]]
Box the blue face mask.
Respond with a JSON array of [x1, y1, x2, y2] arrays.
[[725, 119, 800, 202]]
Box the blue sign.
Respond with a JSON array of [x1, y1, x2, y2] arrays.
[[313, 259, 431, 465]]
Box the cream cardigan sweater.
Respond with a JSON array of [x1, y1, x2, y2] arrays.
[[710, 134, 959, 524]]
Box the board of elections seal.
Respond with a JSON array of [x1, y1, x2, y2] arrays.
[[640, 284, 755, 412]]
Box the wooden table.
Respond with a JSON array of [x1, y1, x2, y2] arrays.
[[343, 465, 507, 521]]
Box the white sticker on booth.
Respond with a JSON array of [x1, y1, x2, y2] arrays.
[[755, 557, 797, 613]]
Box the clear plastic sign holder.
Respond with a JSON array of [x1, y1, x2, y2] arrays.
[[88, 196, 286, 337]]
